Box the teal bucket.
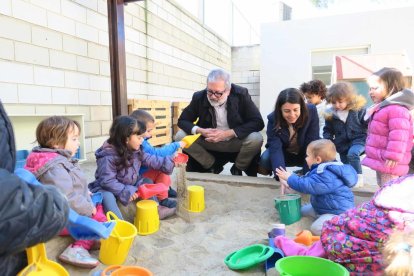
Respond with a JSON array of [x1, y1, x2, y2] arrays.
[[276, 256, 349, 276], [274, 194, 301, 225]]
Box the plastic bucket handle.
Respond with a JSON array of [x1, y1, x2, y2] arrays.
[[106, 212, 125, 243], [101, 265, 122, 275]]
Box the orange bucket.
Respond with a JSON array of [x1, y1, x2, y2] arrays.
[[101, 265, 153, 276]]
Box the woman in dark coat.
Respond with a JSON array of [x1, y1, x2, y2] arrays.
[[259, 88, 320, 179]]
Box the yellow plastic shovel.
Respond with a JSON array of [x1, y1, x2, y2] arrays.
[[181, 134, 201, 148], [17, 243, 69, 276]]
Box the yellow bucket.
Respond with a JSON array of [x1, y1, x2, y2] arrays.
[[99, 212, 137, 265], [135, 200, 160, 235], [187, 185, 205, 212]]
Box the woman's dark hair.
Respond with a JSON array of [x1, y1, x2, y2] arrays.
[[107, 115, 146, 168], [274, 88, 308, 130]]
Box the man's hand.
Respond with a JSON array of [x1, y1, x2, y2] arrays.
[[197, 127, 214, 137], [204, 129, 235, 143], [275, 167, 292, 181]]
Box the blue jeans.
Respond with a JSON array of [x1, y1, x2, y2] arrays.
[[259, 149, 308, 173], [339, 144, 365, 174], [102, 191, 124, 220], [101, 178, 154, 220]]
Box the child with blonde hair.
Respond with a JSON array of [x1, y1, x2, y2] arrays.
[[362, 67, 414, 186], [323, 82, 368, 187], [25, 116, 105, 268], [276, 139, 356, 235], [382, 230, 414, 276]]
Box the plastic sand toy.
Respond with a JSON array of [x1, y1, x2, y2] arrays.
[[181, 134, 201, 148], [17, 243, 69, 276], [224, 244, 274, 270]]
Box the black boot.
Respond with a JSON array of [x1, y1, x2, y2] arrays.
[[230, 164, 243, 176]]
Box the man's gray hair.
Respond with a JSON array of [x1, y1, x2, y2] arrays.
[[207, 69, 231, 89]]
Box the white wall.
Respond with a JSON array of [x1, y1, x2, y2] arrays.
[[0, 0, 231, 160], [260, 6, 414, 117], [231, 45, 260, 107]]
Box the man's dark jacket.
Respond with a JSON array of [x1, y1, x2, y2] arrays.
[[178, 83, 264, 139], [0, 101, 69, 275]]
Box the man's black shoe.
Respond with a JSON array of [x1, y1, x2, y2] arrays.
[[207, 165, 223, 174], [230, 164, 243, 176]]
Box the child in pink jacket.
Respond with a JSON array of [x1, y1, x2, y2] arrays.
[[25, 116, 106, 269], [362, 67, 414, 186]]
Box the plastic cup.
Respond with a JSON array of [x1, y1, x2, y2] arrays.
[[268, 223, 285, 238]]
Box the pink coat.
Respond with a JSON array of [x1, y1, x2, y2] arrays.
[[362, 104, 413, 175]]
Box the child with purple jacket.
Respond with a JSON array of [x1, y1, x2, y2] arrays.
[[89, 116, 176, 220]]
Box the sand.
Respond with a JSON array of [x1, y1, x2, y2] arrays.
[[45, 163, 373, 276]]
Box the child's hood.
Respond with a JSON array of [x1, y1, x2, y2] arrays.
[[374, 175, 414, 213], [25, 147, 73, 176], [314, 161, 357, 188], [374, 175, 414, 230], [381, 88, 414, 110], [94, 141, 117, 159]]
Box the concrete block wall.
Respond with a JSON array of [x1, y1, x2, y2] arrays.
[[0, 0, 231, 160], [231, 45, 260, 107]]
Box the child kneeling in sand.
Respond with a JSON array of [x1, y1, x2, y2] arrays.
[[276, 139, 357, 235], [275, 174, 414, 275]]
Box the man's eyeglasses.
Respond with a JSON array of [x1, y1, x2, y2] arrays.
[[207, 89, 226, 97]]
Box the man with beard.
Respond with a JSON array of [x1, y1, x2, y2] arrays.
[[175, 69, 264, 176]]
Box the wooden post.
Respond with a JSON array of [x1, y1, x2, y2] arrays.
[[107, 0, 128, 118]]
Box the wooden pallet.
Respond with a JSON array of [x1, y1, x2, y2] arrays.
[[172, 101, 189, 135], [128, 99, 172, 146]]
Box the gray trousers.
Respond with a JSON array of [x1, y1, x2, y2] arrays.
[[174, 129, 263, 170], [301, 204, 335, 236]]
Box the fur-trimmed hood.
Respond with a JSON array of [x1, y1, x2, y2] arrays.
[[324, 94, 366, 120]]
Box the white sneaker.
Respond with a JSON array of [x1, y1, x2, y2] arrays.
[[58, 245, 99, 268], [354, 174, 364, 188]]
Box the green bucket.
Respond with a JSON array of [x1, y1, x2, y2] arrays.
[[274, 194, 301, 225], [276, 256, 349, 276]]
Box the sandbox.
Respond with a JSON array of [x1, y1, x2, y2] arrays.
[[45, 163, 374, 276]]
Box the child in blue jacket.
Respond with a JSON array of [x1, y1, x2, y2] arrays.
[[130, 109, 185, 198], [276, 139, 357, 235]]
